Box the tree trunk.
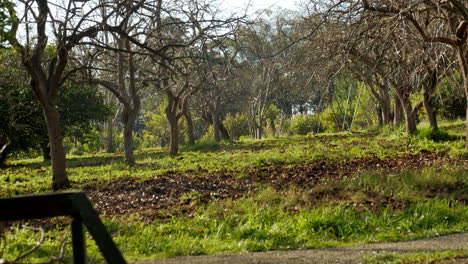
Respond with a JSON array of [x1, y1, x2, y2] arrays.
[[166, 92, 180, 156], [184, 107, 195, 146], [105, 117, 115, 153], [211, 97, 222, 142], [423, 88, 438, 132], [457, 47, 468, 141], [219, 122, 230, 140], [254, 121, 263, 139], [41, 140, 51, 161], [0, 143, 10, 167], [43, 103, 70, 191], [381, 94, 392, 125], [463, 78, 468, 141], [0, 153, 6, 167], [122, 106, 138, 166], [212, 108, 221, 142], [377, 108, 383, 127], [167, 111, 179, 156], [400, 95, 417, 134], [394, 94, 404, 125], [202, 108, 229, 141]]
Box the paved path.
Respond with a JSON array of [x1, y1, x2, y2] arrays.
[[133, 233, 468, 264]]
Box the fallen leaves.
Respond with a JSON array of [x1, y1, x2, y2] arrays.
[[77, 151, 468, 222]]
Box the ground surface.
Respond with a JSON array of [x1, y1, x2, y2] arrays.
[[3, 130, 468, 263], [81, 152, 467, 222], [133, 233, 468, 264]]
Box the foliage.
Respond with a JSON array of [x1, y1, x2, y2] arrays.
[[416, 128, 460, 142], [0, 49, 45, 163], [319, 76, 374, 132], [264, 105, 282, 137], [65, 128, 104, 155], [223, 112, 250, 140], [350, 82, 376, 130], [435, 73, 466, 120], [143, 101, 189, 148], [320, 105, 353, 132], [0, 0, 14, 46], [181, 139, 221, 152], [0, 48, 112, 163], [143, 110, 170, 148], [58, 84, 112, 142], [288, 114, 323, 135]]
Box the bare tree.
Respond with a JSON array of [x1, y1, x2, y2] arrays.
[[89, 35, 143, 165], [361, 0, 468, 138], [9, 0, 109, 190]]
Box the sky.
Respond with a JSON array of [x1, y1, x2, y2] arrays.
[[221, 0, 300, 14]]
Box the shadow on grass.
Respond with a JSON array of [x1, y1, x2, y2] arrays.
[[6, 149, 169, 170], [5, 132, 372, 171]]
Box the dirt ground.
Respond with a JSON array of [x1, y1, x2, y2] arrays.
[[133, 233, 468, 264]]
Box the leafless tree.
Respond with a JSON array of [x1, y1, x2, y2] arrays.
[[8, 0, 111, 190], [360, 0, 468, 137]]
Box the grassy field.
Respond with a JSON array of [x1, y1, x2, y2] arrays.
[[1, 122, 468, 263]]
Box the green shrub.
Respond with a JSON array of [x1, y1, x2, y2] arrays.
[[142, 106, 187, 148], [289, 114, 323, 135], [321, 106, 353, 132], [416, 128, 459, 142], [142, 111, 170, 148], [224, 112, 250, 140], [182, 139, 221, 152], [264, 105, 282, 137]]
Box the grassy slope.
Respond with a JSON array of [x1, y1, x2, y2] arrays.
[[1, 122, 468, 263]]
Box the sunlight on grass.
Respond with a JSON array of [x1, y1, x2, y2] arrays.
[[1, 120, 468, 262]]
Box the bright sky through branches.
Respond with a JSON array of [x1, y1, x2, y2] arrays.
[[221, 0, 298, 14]]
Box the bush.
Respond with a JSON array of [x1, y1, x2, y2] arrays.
[[416, 128, 459, 142], [182, 139, 221, 152], [142, 106, 188, 148], [224, 113, 250, 140], [321, 106, 352, 132], [264, 105, 282, 137], [288, 114, 323, 135], [142, 112, 170, 148]]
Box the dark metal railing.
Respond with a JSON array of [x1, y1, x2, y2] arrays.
[[0, 192, 127, 264]]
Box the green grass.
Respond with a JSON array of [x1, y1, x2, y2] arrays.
[[2, 186, 467, 262], [1, 120, 468, 262], [109, 197, 467, 260], [2, 131, 425, 196], [5, 191, 466, 262]]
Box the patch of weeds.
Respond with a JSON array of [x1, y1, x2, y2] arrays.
[[376, 124, 407, 140], [448, 141, 468, 159], [100, 189, 468, 260], [181, 139, 222, 152], [416, 128, 460, 142], [1, 223, 71, 263]]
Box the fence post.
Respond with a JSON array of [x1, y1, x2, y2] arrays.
[[71, 217, 86, 264]]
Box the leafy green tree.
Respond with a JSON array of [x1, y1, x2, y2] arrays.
[[0, 49, 112, 165], [0, 50, 44, 164], [0, 0, 14, 46]]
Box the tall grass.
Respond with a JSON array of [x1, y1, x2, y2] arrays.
[[102, 190, 468, 260]]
